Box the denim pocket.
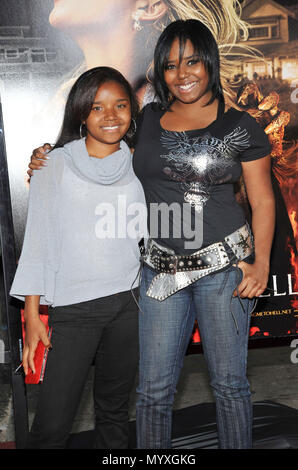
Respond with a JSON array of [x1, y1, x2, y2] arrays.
[[141, 265, 157, 291], [229, 265, 246, 334], [227, 264, 244, 289], [235, 265, 244, 285]]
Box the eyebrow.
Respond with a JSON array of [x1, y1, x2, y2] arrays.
[[166, 54, 200, 64], [93, 98, 129, 104]]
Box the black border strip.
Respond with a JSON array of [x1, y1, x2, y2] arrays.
[[0, 98, 29, 448]]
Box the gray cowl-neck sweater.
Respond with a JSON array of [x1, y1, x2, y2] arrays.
[[10, 138, 147, 306]]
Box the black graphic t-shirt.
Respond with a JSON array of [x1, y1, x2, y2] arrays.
[[133, 101, 271, 254]]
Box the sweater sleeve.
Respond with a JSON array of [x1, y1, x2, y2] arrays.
[[10, 151, 63, 305]]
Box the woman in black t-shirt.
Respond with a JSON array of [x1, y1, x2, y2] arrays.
[[133, 20, 275, 449]]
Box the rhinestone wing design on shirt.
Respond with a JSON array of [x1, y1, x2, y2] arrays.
[[160, 127, 250, 212]]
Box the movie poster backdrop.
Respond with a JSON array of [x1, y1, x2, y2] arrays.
[[0, 0, 297, 347]]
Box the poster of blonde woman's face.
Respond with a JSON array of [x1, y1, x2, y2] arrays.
[[47, 0, 171, 93], [49, 0, 148, 30]]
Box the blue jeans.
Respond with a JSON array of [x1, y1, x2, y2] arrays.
[[136, 264, 254, 449]]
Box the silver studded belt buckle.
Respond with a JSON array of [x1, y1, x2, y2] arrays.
[[150, 249, 178, 274], [224, 222, 254, 260]]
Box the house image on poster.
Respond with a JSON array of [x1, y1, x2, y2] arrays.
[[0, 25, 75, 94], [236, 0, 298, 81]]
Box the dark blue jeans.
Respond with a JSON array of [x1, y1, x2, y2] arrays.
[[136, 264, 254, 449]]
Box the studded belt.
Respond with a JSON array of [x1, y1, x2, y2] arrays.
[[146, 241, 229, 275], [142, 223, 254, 301]]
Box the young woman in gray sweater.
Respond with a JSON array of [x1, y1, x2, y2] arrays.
[[10, 66, 147, 449]]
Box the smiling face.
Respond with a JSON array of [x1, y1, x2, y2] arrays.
[[84, 81, 132, 157], [164, 38, 210, 105]]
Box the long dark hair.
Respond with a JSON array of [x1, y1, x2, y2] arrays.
[[54, 67, 139, 149], [153, 19, 224, 110]]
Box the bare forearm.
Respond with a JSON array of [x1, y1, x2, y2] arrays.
[[251, 199, 275, 267], [24, 296, 41, 321], [238, 156, 275, 298], [236, 198, 275, 298], [22, 295, 51, 375], [242, 155, 275, 268]]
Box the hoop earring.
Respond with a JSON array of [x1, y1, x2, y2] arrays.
[[168, 92, 174, 103], [80, 123, 85, 139], [126, 118, 137, 138], [132, 11, 143, 31]]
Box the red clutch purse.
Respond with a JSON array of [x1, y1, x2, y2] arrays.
[[21, 309, 52, 384]]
